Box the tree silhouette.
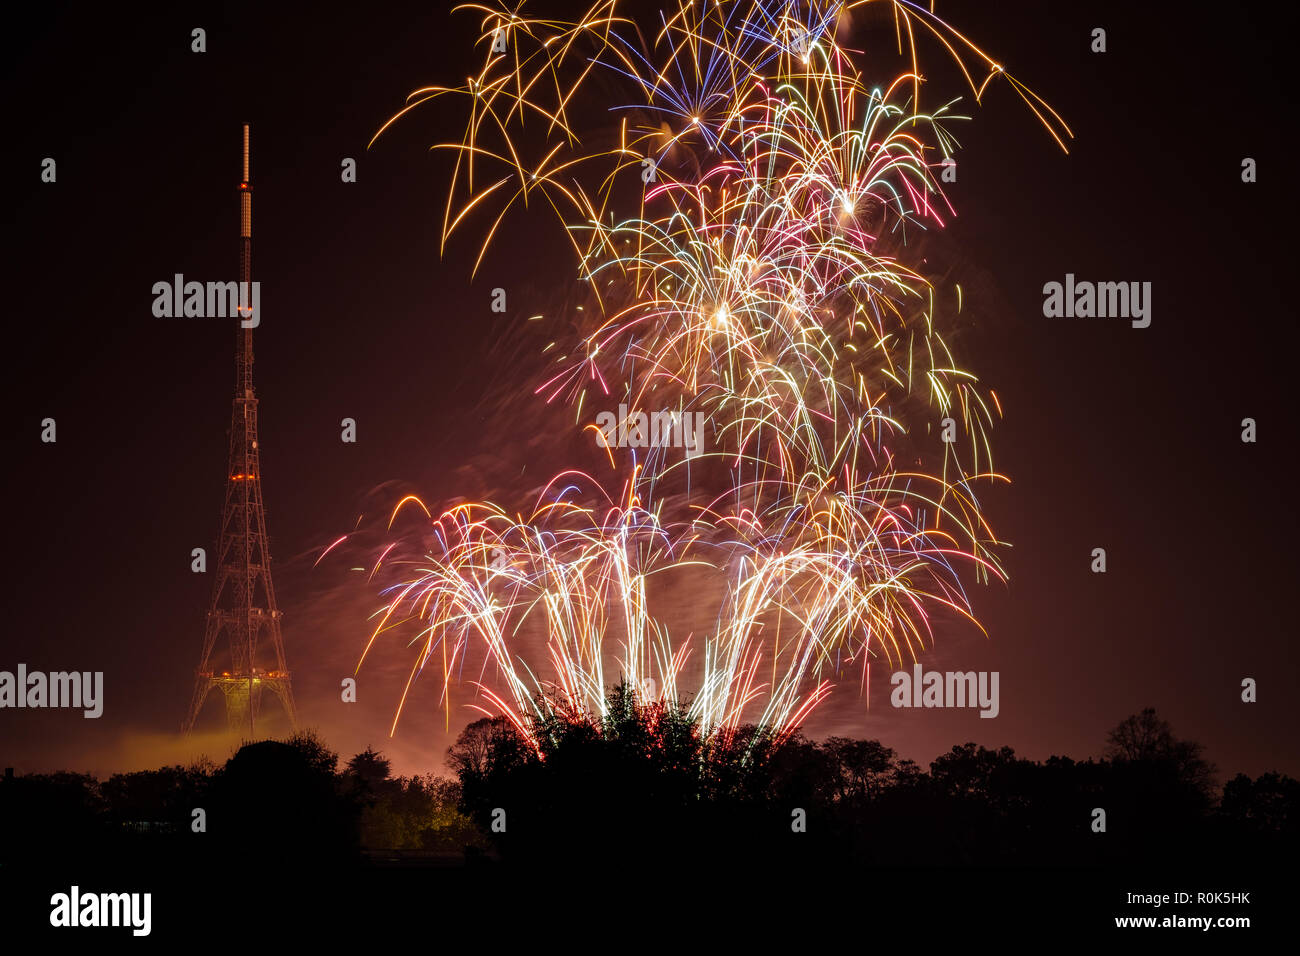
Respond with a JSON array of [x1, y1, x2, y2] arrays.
[[823, 737, 897, 804], [1105, 707, 1216, 805], [1221, 771, 1299, 834], [209, 730, 362, 862], [346, 747, 393, 789]]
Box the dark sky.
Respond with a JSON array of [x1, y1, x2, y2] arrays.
[[3, 0, 1296, 781]]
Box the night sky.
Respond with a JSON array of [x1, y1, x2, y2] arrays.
[[4, 0, 1296, 782]]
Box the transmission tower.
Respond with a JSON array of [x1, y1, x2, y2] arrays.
[[184, 124, 296, 735]]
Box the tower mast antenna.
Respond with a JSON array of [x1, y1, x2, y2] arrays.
[[184, 124, 297, 737]]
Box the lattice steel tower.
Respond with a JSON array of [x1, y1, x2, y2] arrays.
[[184, 124, 296, 735]]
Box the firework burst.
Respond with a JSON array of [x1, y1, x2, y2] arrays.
[[350, 0, 1066, 747]]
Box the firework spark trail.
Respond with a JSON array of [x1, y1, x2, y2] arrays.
[[352, 0, 1063, 746]]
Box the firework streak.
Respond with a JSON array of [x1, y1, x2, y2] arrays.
[[354, 0, 1069, 746]]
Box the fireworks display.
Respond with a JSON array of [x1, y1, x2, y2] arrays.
[[353, 0, 1070, 746], [10, 0, 1296, 933]]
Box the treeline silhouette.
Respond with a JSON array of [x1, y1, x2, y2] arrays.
[[2, 688, 1294, 871], [0, 731, 483, 869], [448, 685, 1295, 869]]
